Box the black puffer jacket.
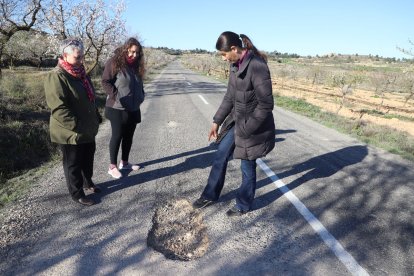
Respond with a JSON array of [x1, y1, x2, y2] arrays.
[[213, 51, 275, 160]]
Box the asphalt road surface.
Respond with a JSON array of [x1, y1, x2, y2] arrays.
[[1, 60, 413, 275]]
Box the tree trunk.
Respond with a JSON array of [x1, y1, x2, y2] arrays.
[[86, 60, 98, 76]]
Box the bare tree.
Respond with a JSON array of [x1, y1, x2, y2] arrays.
[[43, 0, 127, 74], [0, 0, 42, 76], [397, 39, 414, 57], [401, 74, 414, 107], [41, 0, 73, 40], [371, 72, 396, 110], [3, 30, 29, 68], [332, 73, 363, 114], [80, 0, 126, 73]]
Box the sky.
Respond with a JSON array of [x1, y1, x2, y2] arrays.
[[123, 0, 413, 59]]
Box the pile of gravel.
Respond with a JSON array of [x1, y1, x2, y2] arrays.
[[147, 198, 209, 261]]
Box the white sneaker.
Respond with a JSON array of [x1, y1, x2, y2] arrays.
[[118, 162, 140, 171], [108, 167, 122, 179]]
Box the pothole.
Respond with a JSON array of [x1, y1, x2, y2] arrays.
[[147, 199, 209, 261]]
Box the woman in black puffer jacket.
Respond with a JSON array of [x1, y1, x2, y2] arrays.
[[194, 31, 275, 216]]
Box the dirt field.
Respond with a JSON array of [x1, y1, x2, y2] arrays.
[[273, 79, 414, 136], [180, 54, 414, 136]]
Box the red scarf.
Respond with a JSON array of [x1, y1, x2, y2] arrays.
[[126, 56, 136, 69], [58, 58, 95, 102]]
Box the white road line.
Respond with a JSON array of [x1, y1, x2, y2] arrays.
[[198, 95, 209, 105], [256, 158, 369, 276]]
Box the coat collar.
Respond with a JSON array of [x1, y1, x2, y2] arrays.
[[231, 50, 253, 77]]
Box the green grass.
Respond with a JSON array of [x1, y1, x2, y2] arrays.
[[0, 159, 59, 209], [382, 113, 414, 122], [356, 108, 414, 122], [275, 95, 414, 161]]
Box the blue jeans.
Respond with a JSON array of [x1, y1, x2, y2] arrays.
[[201, 127, 235, 201], [236, 159, 257, 211], [201, 127, 257, 211]]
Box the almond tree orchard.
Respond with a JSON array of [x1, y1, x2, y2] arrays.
[[0, 0, 43, 77], [0, 0, 127, 76], [3, 30, 55, 68], [42, 0, 127, 73], [398, 39, 414, 58], [398, 39, 414, 106], [0, 0, 128, 187]]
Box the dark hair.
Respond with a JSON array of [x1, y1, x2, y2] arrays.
[[112, 37, 145, 78], [215, 31, 267, 63]]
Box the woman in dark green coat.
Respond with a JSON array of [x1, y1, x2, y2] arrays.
[[44, 39, 101, 206]]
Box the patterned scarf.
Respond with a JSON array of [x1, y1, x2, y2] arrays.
[[58, 58, 95, 102]]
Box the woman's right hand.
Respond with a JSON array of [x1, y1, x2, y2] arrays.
[[208, 123, 219, 141]]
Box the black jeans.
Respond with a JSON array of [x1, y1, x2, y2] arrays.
[[105, 107, 140, 164], [60, 142, 96, 200]]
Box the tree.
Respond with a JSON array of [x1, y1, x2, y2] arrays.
[[0, 0, 43, 76], [397, 39, 414, 57], [1, 0, 127, 75], [4, 30, 57, 68], [371, 72, 396, 110], [401, 74, 414, 107], [42, 0, 127, 74], [331, 73, 363, 114]]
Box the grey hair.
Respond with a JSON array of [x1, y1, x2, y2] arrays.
[[59, 38, 84, 56]]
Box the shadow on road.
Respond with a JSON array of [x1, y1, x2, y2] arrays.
[[252, 145, 369, 210], [94, 145, 216, 203]]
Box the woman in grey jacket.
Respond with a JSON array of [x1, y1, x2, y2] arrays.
[[102, 37, 145, 179], [195, 31, 275, 216]]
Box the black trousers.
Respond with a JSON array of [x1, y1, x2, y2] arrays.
[[60, 142, 96, 200], [105, 107, 139, 164]]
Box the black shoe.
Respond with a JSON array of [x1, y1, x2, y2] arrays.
[[192, 198, 215, 209], [84, 185, 101, 193], [226, 206, 247, 217], [77, 197, 95, 206]]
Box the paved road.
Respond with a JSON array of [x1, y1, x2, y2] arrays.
[[1, 60, 413, 275]]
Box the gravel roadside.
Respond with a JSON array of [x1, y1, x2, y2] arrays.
[[0, 114, 113, 275], [0, 163, 60, 274]]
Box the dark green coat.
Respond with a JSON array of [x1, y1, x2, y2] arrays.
[[44, 67, 99, 144]]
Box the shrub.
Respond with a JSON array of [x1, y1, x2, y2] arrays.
[[0, 120, 58, 181], [0, 75, 29, 97]]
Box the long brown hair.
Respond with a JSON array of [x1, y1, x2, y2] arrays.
[[216, 31, 267, 63], [112, 37, 145, 78]]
